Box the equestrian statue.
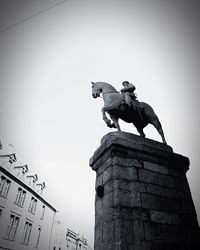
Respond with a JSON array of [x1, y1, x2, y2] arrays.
[[91, 81, 167, 144]]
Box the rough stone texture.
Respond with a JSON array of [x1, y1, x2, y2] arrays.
[[149, 210, 180, 225], [90, 132, 200, 250]]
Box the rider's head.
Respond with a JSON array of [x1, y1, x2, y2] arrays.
[[122, 81, 130, 87]]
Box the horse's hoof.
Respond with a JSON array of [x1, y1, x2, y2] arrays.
[[106, 120, 111, 126], [107, 123, 113, 128], [110, 123, 117, 128]]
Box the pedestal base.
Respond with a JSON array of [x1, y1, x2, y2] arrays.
[[90, 132, 200, 250]]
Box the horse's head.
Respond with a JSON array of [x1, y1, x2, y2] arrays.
[[91, 81, 118, 98], [91, 82, 102, 98]]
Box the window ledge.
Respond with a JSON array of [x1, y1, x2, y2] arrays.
[[28, 210, 35, 215], [13, 202, 23, 208], [0, 194, 7, 199], [21, 242, 29, 246], [3, 237, 15, 242]]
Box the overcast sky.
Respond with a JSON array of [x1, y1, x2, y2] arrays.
[[0, 0, 200, 246]]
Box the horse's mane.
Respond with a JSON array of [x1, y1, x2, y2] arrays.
[[96, 81, 118, 93]]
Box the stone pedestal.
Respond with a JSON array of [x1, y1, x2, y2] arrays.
[[89, 132, 200, 250]]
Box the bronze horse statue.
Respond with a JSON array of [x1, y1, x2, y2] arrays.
[[91, 81, 167, 144]]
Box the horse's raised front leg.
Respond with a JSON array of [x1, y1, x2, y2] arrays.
[[102, 105, 120, 128], [110, 115, 121, 131], [102, 107, 112, 127]]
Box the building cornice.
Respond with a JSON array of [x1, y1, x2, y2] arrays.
[[0, 165, 56, 213]]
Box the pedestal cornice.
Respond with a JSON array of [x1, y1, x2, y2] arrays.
[[89, 132, 189, 174]]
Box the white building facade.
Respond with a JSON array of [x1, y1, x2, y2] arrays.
[[66, 228, 88, 250], [0, 145, 56, 250], [50, 220, 89, 250]]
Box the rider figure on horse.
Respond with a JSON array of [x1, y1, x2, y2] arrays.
[[121, 81, 137, 107]]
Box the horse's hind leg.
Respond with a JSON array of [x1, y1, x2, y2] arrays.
[[136, 126, 146, 137], [150, 119, 167, 144]]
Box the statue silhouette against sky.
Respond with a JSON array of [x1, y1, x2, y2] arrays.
[[121, 81, 137, 107], [91, 81, 167, 144]]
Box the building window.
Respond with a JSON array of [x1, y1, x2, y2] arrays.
[[15, 187, 26, 207], [53, 247, 56, 250], [0, 208, 2, 218], [21, 221, 32, 245], [28, 197, 37, 214], [0, 175, 11, 198], [41, 205, 45, 219], [5, 214, 20, 241], [35, 227, 41, 248]]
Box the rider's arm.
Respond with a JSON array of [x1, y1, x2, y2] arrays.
[[121, 84, 136, 92]]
